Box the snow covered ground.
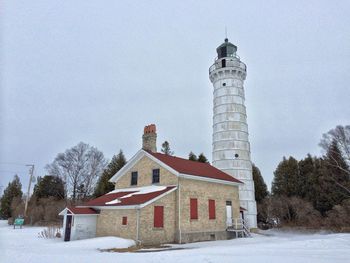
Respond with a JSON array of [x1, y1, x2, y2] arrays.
[[1, 220, 350, 263]]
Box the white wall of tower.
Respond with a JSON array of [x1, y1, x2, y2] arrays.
[[210, 55, 257, 229]]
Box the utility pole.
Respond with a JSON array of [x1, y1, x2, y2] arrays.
[[24, 164, 34, 217]]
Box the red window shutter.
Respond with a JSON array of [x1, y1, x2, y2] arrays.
[[190, 198, 198, 219], [209, 200, 216, 219], [122, 216, 127, 225], [154, 206, 164, 228]]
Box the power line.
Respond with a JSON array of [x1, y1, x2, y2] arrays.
[[0, 162, 28, 166], [0, 170, 29, 174]]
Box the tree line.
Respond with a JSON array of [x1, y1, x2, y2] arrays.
[[2, 125, 348, 230], [253, 125, 350, 230], [0, 140, 183, 223]]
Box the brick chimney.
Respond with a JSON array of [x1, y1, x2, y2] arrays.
[[142, 124, 157, 152]]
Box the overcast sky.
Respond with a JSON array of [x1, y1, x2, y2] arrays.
[[1, 0, 350, 195]]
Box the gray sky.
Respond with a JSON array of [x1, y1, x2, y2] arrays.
[[1, 0, 350, 195]]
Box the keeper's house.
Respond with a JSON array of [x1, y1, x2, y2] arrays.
[[59, 124, 243, 245]]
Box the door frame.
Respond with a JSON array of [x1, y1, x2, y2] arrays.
[[64, 215, 73, 242], [226, 201, 232, 227]]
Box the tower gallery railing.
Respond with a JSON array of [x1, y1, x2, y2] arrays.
[[209, 59, 247, 74]]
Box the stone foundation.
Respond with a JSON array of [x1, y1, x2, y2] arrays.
[[177, 230, 230, 243]]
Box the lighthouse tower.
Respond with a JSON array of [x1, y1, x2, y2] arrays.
[[209, 39, 257, 229]]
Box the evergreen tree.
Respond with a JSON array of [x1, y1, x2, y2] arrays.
[[161, 141, 174, 155], [188, 152, 209, 163], [311, 158, 336, 215], [252, 164, 268, 203], [94, 150, 126, 197], [298, 154, 316, 199], [197, 153, 209, 163], [188, 152, 198, 161], [299, 147, 349, 216], [271, 156, 299, 197], [33, 175, 65, 200], [0, 175, 23, 219]]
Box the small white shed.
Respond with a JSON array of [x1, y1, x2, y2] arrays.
[[59, 207, 99, 241]]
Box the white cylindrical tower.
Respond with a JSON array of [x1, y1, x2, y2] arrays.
[[209, 38, 257, 229]]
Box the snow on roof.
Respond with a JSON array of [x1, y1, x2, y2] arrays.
[[107, 185, 166, 195], [105, 185, 167, 205], [82, 185, 176, 207]]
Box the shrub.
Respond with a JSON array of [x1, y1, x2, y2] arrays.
[[38, 225, 62, 239]]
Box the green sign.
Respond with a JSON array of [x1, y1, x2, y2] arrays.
[[14, 218, 24, 225]]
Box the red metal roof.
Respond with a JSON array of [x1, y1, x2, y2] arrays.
[[67, 207, 99, 215], [147, 152, 242, 184], [83, 186, 176, 207]]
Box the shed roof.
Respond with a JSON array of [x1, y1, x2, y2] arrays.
[[59, 207, 99, 216]]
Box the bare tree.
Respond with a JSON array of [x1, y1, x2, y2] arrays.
[[46, 142, 107, 202], [319, 125, 350, 195], [320, 125, 350, 166]]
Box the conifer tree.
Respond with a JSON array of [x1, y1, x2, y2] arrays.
[[298, 147, 349, 216], [188, 152, 209, 163], [0, 175, 23, 219], [298, 154, 317, 200], [93, 150, 126, 197], [271, 156, 299, 197], [188, 152, 198, 161], [161, 141, 174, 155], [311, 158, 336, 215], [33, 175, 65, 200], [252, 164, 268, 203], [197, 153, 209, 163]]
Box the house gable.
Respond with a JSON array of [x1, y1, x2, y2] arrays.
[[114, 154, 178, 188]]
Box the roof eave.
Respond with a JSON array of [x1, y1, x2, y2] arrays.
[[179, 173, 242, 186], [77, 205, 141, 210]]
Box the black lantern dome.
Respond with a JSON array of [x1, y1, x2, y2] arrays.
[[216, 38, 237, 59]]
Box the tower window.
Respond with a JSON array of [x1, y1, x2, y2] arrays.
[[152, 169, 160, 184], [222, 83, 226, 86], [235, 154, 239, 158], [131, 171, 138, 185], [221, 59, 226, 68]]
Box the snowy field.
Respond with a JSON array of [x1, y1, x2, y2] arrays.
[[1, 220, 350, 263]]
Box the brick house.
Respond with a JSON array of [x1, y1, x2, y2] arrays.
[[60, 124, 245, 245]]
